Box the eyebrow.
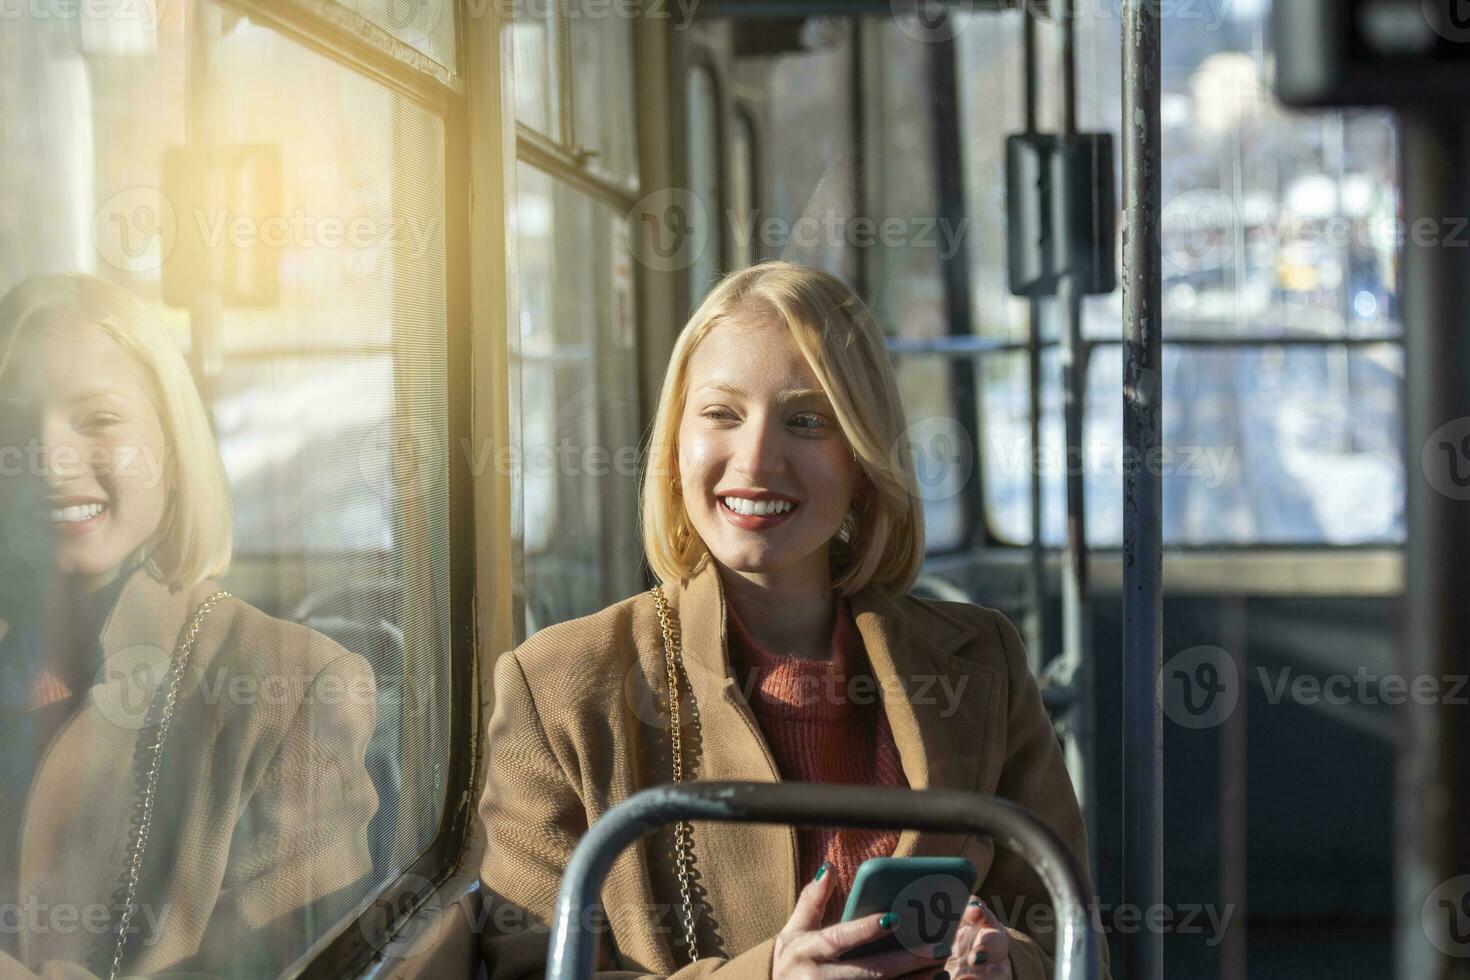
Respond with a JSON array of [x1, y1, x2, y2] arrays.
[[695, 381, 829, 404], [0, 391, 126, 410]]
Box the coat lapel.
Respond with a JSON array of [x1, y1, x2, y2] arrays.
[[665, 559, 1003, 954], [17, 568, 216, 969], [847, 586, 1003, 859], [664, 559, 799, 956]]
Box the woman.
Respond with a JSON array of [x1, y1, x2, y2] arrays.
[[477, 261, 1107, 980], [0, 275, 379, 979]]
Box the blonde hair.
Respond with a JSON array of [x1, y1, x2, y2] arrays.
[[640, 260, 925, 596], [0, 274, 233, 587]]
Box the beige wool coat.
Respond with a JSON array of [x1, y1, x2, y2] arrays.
[[477, 558, 1108, 980], [0, 566, 379, 979]]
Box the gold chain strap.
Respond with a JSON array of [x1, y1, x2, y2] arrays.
[[650, 584, 700, 964], [109, 591, 230, 980]]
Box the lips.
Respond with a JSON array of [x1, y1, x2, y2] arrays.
[[35, 498, 109, 537], [717, 495, 798, 531]]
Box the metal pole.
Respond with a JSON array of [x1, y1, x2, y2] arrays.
[[927, 19, 987, 555], [1121, 1, 1164, 978], [1022, 0, 1047, 677], [546, 782, 1101, 980], [1398, 110, 1470, 980], [1050, 0, 1098, 900]]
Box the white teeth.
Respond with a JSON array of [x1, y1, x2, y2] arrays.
[[722, 497, 794, 517], [46, 503, 105, 524]]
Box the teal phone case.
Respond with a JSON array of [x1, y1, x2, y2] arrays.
[[838, 856, 978, 961]]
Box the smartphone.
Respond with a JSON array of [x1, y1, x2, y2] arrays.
[[837, 856, 978, 961]]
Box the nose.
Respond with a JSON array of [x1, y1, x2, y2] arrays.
[[730, 411, 787, 481], [38, 417, 92, 486]]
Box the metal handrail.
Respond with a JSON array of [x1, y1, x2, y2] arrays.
[[545, 781, 1100, 980]]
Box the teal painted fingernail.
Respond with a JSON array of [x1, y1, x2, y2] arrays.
[[879, 912, 900, 929], [932, 944, 952, 958], [968, 899, 982, 908], [814, 862, 828, 881], [973, 951, 988, 965]]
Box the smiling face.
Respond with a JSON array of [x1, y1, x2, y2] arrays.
[[0, 321, 172, 587], [675, 314, 863, 587]]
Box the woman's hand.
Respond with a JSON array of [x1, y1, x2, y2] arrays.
[[894, 896, 1011, 980], [772, 863, 953, 978]]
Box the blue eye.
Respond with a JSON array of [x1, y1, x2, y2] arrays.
[[789, 413, 828, 430]]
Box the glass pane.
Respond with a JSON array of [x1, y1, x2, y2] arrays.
[[0, 4, 453, 975], [866, 19, 947, 342], [513, 1, 561, 137], [759, 21, 857, 284], [569, 4, 637, 185], [729, 110, 756, 269], [893, 355, 970, 554], [686, 63, 722, 305], [954, 7, 1030, 342], [515, 163, 643, 633], [981, 344, 1405, 547], [329, 0, 456, 72]]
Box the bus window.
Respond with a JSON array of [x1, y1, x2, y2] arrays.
[[0, 0, 457, 974], [513, 5, 642, 633], [513, 0, 561, 137], [336, 0, 457, 73], [957, 5, 1405, 548], [728, 106, 759, 270], [570, 11, 639, 186], [732, 18, 968, 552], [685, 61, 723, 304]]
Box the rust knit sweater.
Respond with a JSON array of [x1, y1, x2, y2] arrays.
[[726, 592, 910, 927]]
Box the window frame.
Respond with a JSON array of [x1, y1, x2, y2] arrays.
[[970, 332, 1407, 554], [728, 100, 763, 268], [681, 46, 732, 312], [181, 0, 484, 974]]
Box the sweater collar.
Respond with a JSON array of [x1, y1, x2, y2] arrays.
[[725, 590, 862, 719], [667, 555, 997, 858]]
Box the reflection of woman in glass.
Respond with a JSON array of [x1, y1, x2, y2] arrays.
[[477, 262, 1106, 980], [0, 275, 378, 979]]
